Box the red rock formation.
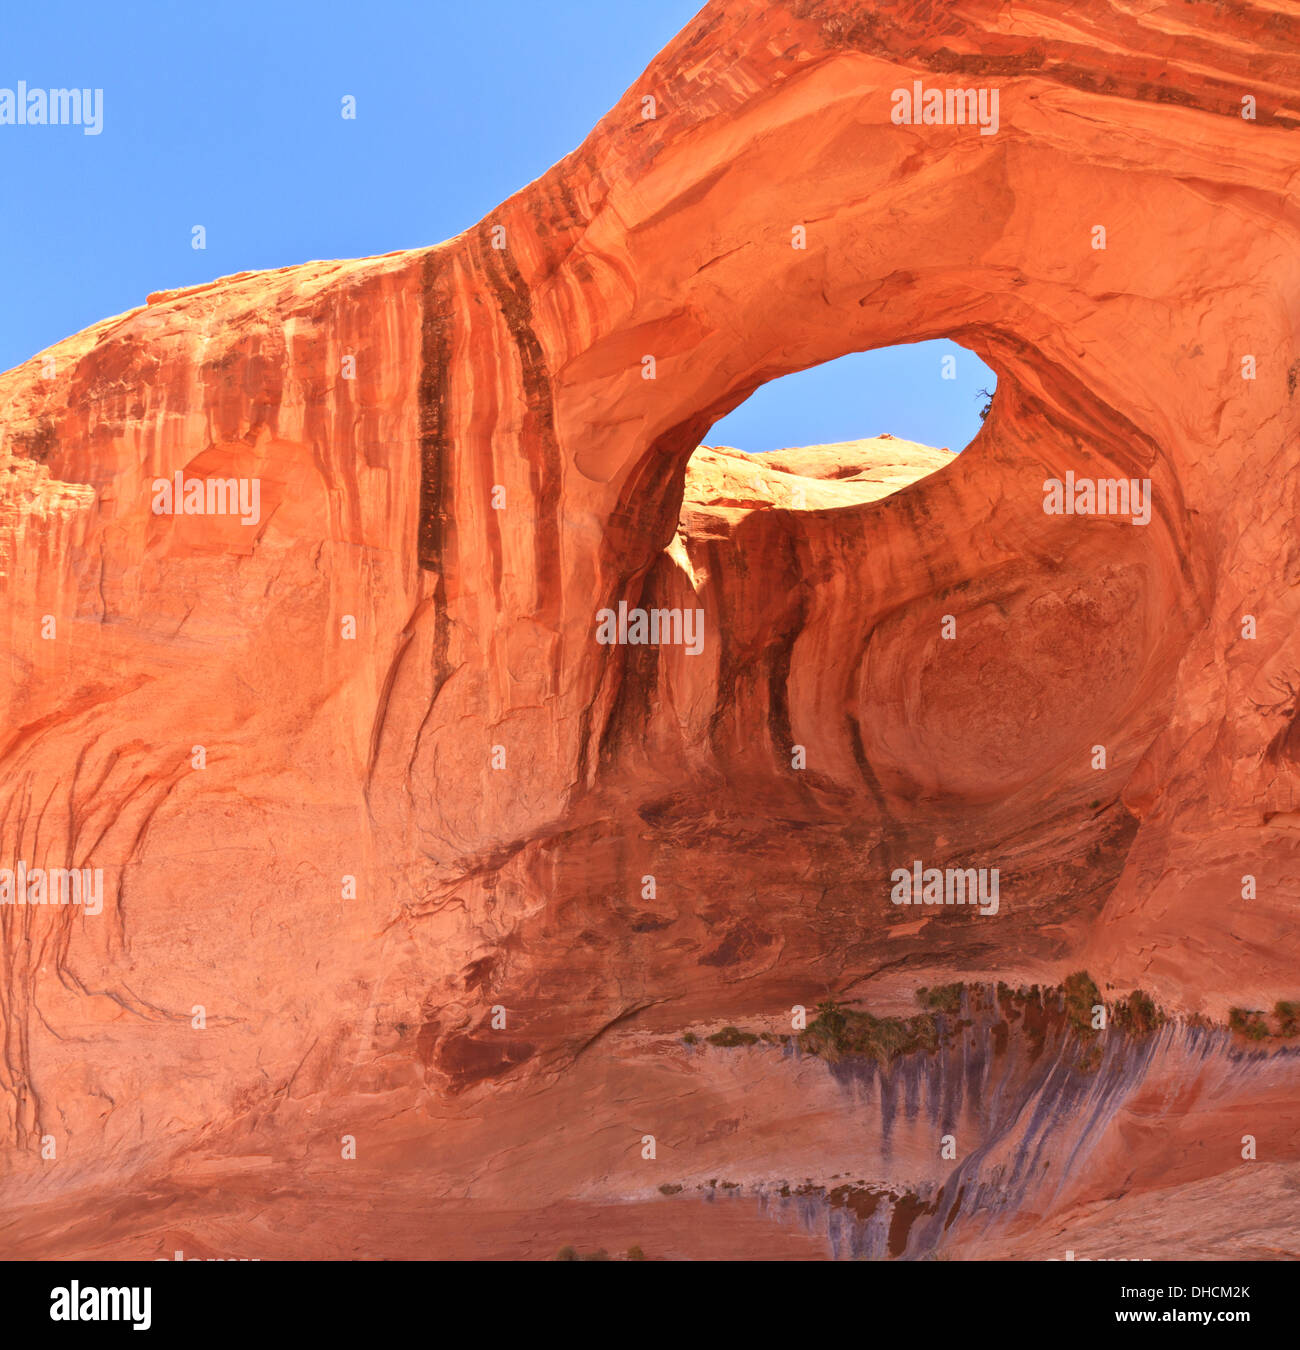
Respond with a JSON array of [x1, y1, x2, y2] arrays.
[[2, 0, 1300, 1258]]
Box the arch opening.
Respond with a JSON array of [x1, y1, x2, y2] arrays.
[[677, 340, 996, 535], [707, 340, 997, 458]]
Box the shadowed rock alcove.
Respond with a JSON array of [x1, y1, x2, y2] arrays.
[[1, 0, 1298, 1261]]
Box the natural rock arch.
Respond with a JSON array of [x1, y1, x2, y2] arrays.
[[0, 0, 1298, 1257]]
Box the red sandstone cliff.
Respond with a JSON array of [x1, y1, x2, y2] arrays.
[[1, 0, 1299, 1259]]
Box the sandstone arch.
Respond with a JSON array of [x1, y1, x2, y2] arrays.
[[0, 0, 1298, 1258]]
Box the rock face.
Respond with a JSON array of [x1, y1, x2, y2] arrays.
[[2, 0, 1300, 1259]]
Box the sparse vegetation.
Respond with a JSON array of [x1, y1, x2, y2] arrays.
[[706, 1025, 759, 1047], [555, 1244, 643, 1260], [1062, 970, 1103, 1035], [1229, 1007, 1272, 1041], [694, 977, 1296, 1076], [1225, 1001, 1300, 1041], [800, 999, 940, 1065], [916, 983, 963, 1015], [1111, 989, 1166, 1036]]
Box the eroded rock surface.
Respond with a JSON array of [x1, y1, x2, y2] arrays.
[[2, 0, 1299, 1258]]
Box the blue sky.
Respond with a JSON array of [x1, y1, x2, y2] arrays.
[[0, 0, 992, 453], [711, 344, 993, 453]]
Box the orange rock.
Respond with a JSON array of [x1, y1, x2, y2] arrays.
[[1, 0, 1299, 1258]]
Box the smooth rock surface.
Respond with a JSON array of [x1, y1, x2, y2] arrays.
[[1, 0, 1299, 1258]]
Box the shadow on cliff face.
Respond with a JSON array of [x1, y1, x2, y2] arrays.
[[422, 335, 1192, 1094], [7, 0, 1296, 1261]]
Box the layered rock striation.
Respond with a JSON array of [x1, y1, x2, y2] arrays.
[[1, 0, 1299, 1257]]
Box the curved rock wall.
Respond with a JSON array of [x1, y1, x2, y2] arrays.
[[1, 0, 1298, 1257]]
